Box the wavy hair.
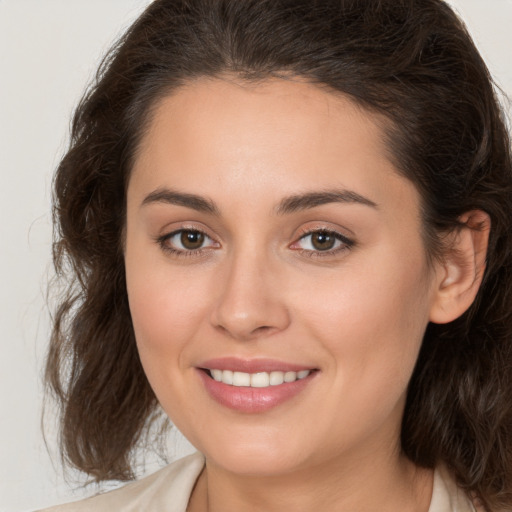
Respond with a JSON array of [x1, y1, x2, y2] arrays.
[[46, 0, 512, 509]]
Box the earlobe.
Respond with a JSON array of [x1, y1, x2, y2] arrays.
[[429, 210, 491, 324]]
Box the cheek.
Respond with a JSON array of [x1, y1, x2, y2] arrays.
[[295, 247, 432, 410], [125, 257, 216, 432], [124, 232, 214, 378], [127, 270, 209, 353], [300, 252, 430, 337]]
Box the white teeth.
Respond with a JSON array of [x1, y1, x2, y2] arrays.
[[222, 370, 234, 385], [284, 371, 297, 383], [233, 371, 251, 387], [208, 369, 312, 387], [269, 371, 285, 386], [251, 372, 270, 388], [211, 369, 222, 382]]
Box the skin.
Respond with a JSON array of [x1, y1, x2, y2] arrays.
[[124, 77, 487, 512]]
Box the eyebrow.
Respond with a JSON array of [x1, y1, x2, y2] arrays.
[[275, 189, 378, 214], [141, 187, 377, 215], [141, 188, 220, 215]]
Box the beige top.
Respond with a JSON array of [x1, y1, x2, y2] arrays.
[[39, 452, 476, 512]]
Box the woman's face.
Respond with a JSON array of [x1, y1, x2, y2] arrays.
[[125, 77, 442, 476]]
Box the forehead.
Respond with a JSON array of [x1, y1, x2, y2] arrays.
[[129, 76, 417, 215], [137, 76, 386, 158]]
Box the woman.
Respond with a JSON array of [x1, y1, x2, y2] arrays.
[[41, 0, 512, 511]]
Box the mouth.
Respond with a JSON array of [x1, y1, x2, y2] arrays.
[[196, 359, 319, 413], [202, 368, 314, 388]]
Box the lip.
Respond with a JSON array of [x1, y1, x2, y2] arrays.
[[198, 357, 315, 373], [196, 358, 319, 413]]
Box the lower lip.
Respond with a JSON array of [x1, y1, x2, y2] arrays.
[[197, 369, 317, 413]]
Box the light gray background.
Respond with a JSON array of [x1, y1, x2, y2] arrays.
[[0, 1, 511, 511]]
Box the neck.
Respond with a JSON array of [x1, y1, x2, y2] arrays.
[[188, 448, 433, 512]]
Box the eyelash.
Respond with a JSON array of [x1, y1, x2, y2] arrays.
[[156, 227, 355, 259], [291, 228, 354, 259], [157, 228, 216, 258]]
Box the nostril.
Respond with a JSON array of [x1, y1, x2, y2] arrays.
[[212, 321, 278, 341], [253, 325, 273, 334]]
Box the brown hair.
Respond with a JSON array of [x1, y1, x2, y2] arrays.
[[46, 0, 512, 509]]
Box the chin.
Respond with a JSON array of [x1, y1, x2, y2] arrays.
[[197, 431, 308, 476]]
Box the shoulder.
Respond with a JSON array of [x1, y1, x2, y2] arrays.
[[37, 452, 205, 512], [430, 465, 483, 512]]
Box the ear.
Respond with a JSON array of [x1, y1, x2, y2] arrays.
[[429, 210, 491, 324]]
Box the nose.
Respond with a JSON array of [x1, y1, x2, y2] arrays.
[[210, 249, 291, 341]]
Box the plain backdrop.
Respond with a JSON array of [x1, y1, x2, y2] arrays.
[[0, 1, 511, 511]]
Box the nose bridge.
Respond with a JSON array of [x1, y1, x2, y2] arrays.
[[211, 240, 290, 340]]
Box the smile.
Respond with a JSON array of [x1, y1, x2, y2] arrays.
[[197, 360, 319, 413], [208, 369, 312, 387]]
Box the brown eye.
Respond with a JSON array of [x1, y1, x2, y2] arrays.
[[292, 229, 353, 255], [180, 230, 205, 250], [310, 231, 336, 251], [160, 229, 217, 254]]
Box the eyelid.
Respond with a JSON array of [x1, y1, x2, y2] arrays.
[[156, 225, 220, 256], [294, 223, 354, 243], [289, 226, 355, 256], [154, 223, 354, 259]]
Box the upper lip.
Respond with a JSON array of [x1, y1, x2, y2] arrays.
[[197, 357, 317, 373]]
